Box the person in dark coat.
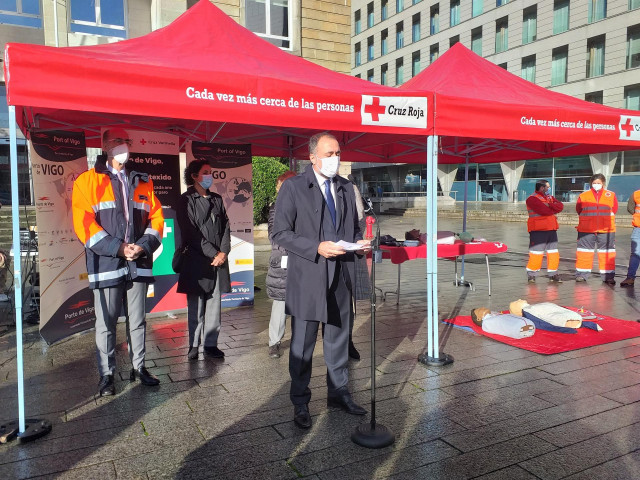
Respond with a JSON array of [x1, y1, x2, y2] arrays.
[[266, 170, 297, 358], [272, 133, 370, 429], [177, 160, 231, 360]]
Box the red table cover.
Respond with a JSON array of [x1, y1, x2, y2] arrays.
[[378, 240, 508, 264]]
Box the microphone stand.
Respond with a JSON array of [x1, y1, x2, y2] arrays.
[[351, 197, 395, 449]]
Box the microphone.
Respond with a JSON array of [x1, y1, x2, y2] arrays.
[[361, 194, 374, 214]]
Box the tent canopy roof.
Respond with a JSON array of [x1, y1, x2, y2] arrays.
[[4, 3, 640, 164]]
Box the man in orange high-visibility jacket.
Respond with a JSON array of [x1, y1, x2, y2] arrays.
[[575, 173, 617, 285], [525, 180, 564, 283], [620, 189, 640, 287], [72, 128, 164, 396]]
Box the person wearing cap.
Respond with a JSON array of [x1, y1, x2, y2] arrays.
[[72, 127, 164, 396], [525, 180, 564, 283]]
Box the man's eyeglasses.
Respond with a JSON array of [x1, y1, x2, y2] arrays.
[[109, 137, 133, 147]]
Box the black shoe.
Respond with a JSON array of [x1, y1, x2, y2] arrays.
[[98, 374, 115, 396], [603, 278, 616, 286], [204, 346, 225, 358], [293, 404, 312, 429], [549, 274, 563, 283], [187, 347, 199, 360], [527, 276, 536, 283], [348, 341, 361, 360], [327, 393, 367, 415], [130, 367, 160, 386], [575, 276, 587, 282]]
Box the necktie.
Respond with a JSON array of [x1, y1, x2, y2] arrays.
[[118, 171, 130, 242], [324, 179, 336, 227]]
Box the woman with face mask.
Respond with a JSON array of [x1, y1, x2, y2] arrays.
[[176, 160, 231, 360], [575, 173, 618, 285]]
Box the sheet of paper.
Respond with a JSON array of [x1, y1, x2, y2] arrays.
[[336, 240, 366, 251]]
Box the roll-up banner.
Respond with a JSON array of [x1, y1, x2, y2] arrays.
[[186, 142, 254, 307], [30, 131, 94, 344], [113, 129, 183, 313]]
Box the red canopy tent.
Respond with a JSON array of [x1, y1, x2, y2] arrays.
[[4, 0, 431, 157]]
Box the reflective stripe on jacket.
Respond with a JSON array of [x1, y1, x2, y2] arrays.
[[577, 189, 616, 233], [72, 158, 164, 289], [633, 190, 640, 228], [527, 193, 559, 232]]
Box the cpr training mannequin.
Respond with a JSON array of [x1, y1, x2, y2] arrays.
[[470, 307, 536, 339]]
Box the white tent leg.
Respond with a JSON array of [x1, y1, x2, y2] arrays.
[[419, 135, 453, 367], [6, 106, 52, 443]]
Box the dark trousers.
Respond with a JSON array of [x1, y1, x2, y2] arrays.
[[289, 262, 352, 406]]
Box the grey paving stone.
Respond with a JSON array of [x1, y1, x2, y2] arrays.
[[387, 434, 556, 480], [27, 462, 117, 480], [562, 449, 640, 480], [601, 383, 640, 404], [473, 465, 540, 480], [520, 422, 640, 479], [442, 395, 621, 453]]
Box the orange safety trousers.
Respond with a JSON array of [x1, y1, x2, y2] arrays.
[[576, 232, 616, 276], [526, 230, 560, 275]]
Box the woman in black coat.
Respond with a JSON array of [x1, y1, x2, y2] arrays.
[[177, 160, 231, 360], [266, 171, 296, 358]]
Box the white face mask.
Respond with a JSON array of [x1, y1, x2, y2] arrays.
[[592, 183, 603, 192], [110, 143, 130, 165], [319, 155, 340, 178]]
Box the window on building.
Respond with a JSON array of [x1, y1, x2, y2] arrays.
[[367, 2, 374, 28], [551, 45, 568, 86], [586, 35, 605, 78], [396, 22, 404, 49], [585, 91, 603, 103], [588, 0, 607, 23], [553, 0, 569, 34], [367, 69, 374, 82], [522, 6, 537, 44], [70, 0, 127, 38], [355, 43, 361, 67], [430, 5, 439, 35], [382, 0, 388, 19], [413, 0, 421, 4], [381, 29, 389, 55], [521, 55, 536, 82], [450, 0, 460, 26], [412, 51, 421, 76], [496, 0, 509, 6], [498, 62, 507, 69], [381, 64, 388, 85], [355, 9, 361, 35], [397, 0, 404, 13], [471, 27, 482, 56], [495, 17, 508, 53], [430, 44, 439, 63], [368, 36, 375, 61], [626, 84, 640, 110], [632, 0, 640, 10], [0, 0, 41, 27], [621, 150, 640, 173], [396, 57, 404, 85], [450, 35, 459, 47], [628, 25, 640, 69], [472, 0, 483, 17], [412, 13, 421, 42]]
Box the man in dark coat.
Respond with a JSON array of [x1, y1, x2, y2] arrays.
[[272, 133, 370, 429]]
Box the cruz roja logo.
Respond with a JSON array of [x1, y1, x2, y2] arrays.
[[619, 115, 640, 141], [361, 95, 428, 129]]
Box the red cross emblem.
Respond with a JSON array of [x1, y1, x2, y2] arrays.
[[364, 97, 386, 122], [621, 118, 635, 137], [140, 138, 147, 145]]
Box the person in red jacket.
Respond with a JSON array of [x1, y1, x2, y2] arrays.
[[575, 173, 618, 285], [525, 180, 564, 283]]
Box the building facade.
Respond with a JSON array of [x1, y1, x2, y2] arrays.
[[350, 0, 640, 202], [0, 0, 351, 204]]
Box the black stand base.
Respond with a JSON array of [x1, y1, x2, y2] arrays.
[[2, 419, 53, 443], [418, 353, 454, 366], [454, 280, 473, 288], [351, 422, 395, 449]]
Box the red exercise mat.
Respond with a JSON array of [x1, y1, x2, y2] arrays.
[[443, 308, 640, 355]]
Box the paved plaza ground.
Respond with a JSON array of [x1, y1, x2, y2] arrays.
[[2, 214, 640, 479]]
